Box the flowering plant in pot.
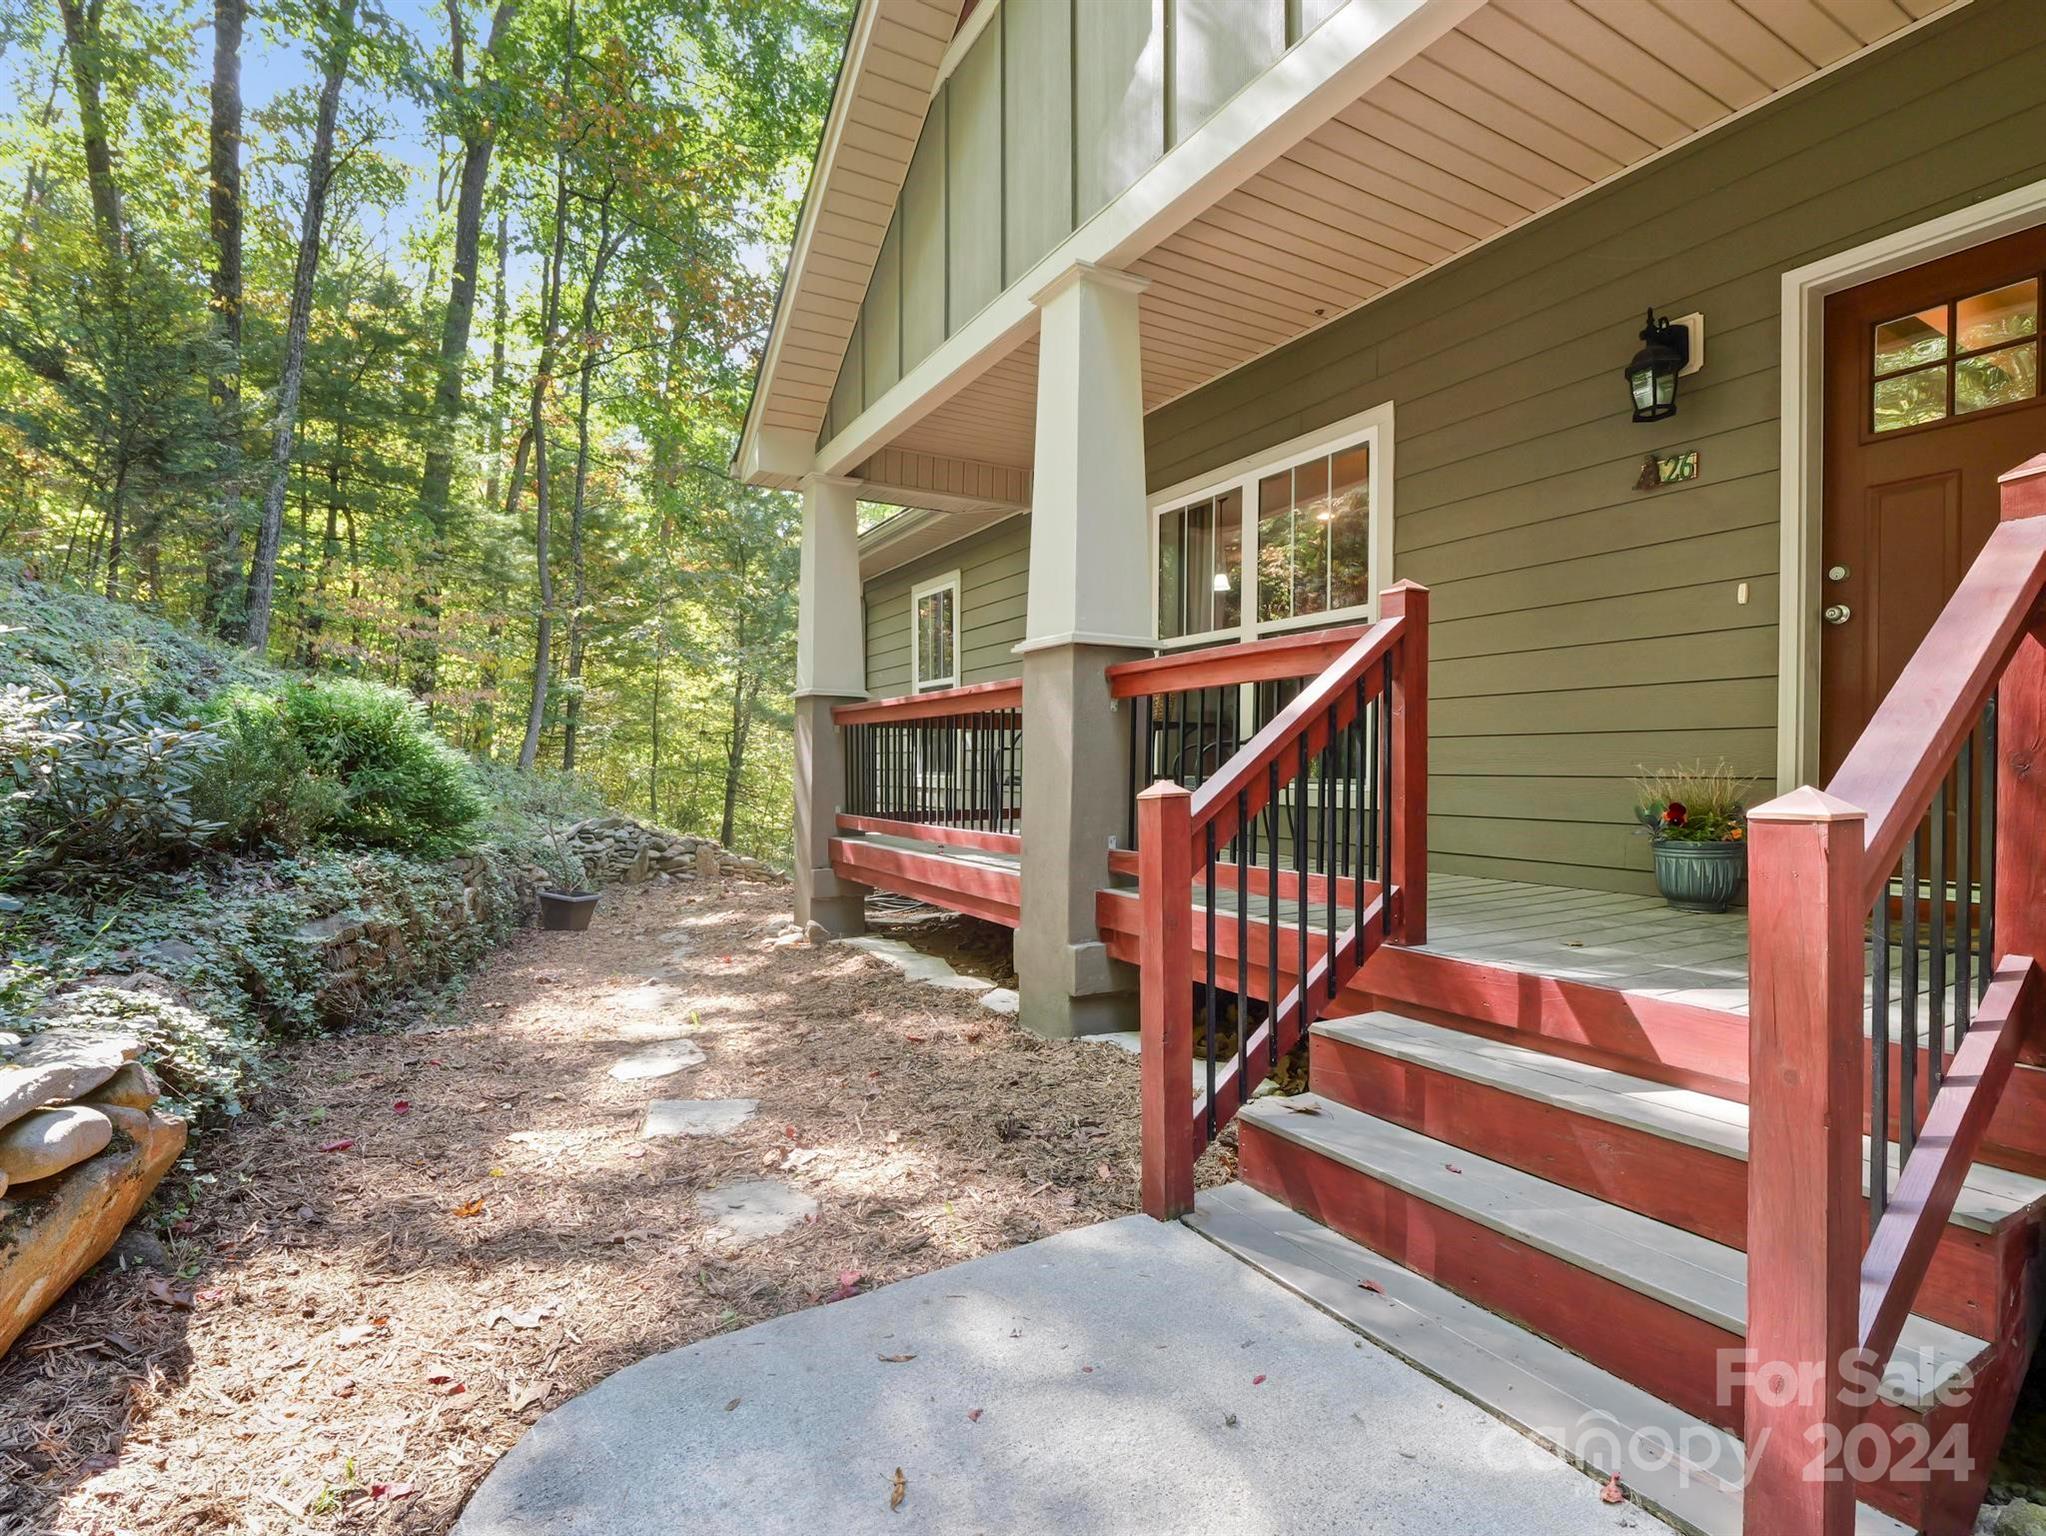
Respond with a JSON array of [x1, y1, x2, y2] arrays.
[[1633, 761, 1755, 914]]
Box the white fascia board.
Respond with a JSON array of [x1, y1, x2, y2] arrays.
[[812, 0, 1484, 478], [731, 0, 891, 486]]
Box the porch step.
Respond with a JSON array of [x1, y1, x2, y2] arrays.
[[1311, 1011, 2046, 1236], [1234, 1094, 1990, 1414], [1187, 1182, 1913, 1536]]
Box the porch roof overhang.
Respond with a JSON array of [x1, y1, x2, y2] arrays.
[[741, 0, 1969, 512]]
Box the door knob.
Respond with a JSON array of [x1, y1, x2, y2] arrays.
[[1823, 603, 1852, 626]]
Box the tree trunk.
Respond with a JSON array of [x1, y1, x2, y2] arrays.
[[648, 611, 663, 821], [721, 663, 757, 851], [516, 38, 574, 772], [202, 0, 247, 634], [242, 0, 355, 653], [102, 462, 126, 600], [52, 0, 124, 264], [484, 206, 508, 512], [411, 0, 520, 691], [560, 190, 617, 773]]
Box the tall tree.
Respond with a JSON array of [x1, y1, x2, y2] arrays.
[[560, 183, 618, 772], [201, 0, 246, 632], [243, 0, 357, 652], [410, 0, 519, 691], [51, 0, 124, 264]]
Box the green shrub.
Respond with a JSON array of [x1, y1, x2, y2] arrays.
[[279, 678, 483, 854], [0, 678, 223, 883], [190, 688, 345, 851], [35, 985, 264, 1122]]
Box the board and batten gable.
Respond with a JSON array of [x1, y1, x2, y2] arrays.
[[864, 516, 1032, 695], [821, 0, 1351, 444], [1142, 0, 2046, 895]]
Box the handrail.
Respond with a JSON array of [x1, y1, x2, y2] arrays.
[[1106, 623, 1372, 697], [1744, 452, 2046, 1536], [1190, 617, 1404, 852], [832, 677, 1022, 725], [1828, 512, 2046, 912], [1134, 582, 1428, 1218]]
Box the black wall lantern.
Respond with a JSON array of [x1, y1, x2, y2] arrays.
[[1624, 309, 1691, 422]]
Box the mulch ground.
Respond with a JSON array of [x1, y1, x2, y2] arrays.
[[0, 878, 1229, 1535]]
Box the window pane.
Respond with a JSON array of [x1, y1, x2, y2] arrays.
[[1873, 365, 1947, 432], [1156, 508, 1184, 640], [916, 588, 955, 682], [1329, 443, 1371, 611], [935, 589, 955, 679], [1874, 307, 1947, 376], [1292, 456, 1331, 619], [1211, 489, 1243, 632], [1257, 469, 1292, 623], [1184, 499, 1215, 636], [1956, 341, 2038, 415], [1957, 280, 2038, 353]]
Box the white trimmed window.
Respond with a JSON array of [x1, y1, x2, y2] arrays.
[[1151, 403, 1394, 647], [910, 570, 961, 690]]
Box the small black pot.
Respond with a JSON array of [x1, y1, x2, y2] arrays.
[[538, 889, 600, 931]]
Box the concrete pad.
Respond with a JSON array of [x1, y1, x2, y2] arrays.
[[608, 1040, 706, 1081], [455, 1216, 1642, 1536], [1075, 1030, 1140, 1055], [641, 1099, 757, 1140], [695, 1179, 815, 1243]]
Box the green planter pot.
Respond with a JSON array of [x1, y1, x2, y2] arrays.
[[1651, 840, 1746, 914]]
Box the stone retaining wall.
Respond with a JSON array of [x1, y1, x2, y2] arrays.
[[0, 1030, 187, 1357], [548, 817, 785, 887]]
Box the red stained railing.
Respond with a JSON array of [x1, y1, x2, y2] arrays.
[[1133, 583, 1428, 1219], [834, 678, 1023, 853], [1744, 454, 2046, 1536]]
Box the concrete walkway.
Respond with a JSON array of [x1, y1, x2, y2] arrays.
[[455, 1215, 1642, 1536]]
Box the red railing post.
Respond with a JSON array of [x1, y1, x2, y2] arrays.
[[1379, 581, 1429, 945], [1997, 456, 2046, 992], [1137, 780, 1195, 1220], [1743, 787, 1867, 1536]]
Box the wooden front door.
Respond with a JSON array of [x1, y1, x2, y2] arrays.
[[1820, 227, 2046, 779]]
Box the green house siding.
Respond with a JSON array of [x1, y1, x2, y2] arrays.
[[1142, 0, 2046, 895], [864, 518, 1032, 695], [823, 0, 1328, 446]]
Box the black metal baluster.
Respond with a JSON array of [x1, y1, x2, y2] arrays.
[[1267, 759, 1280, 1080], [1929, 781, 1946, 1091], [1872, 896, 1891, 1223], [1381, 655, 1395, 937], [1901, 828, 1919, 1160], [1982, 694, 1998, 996], [1237, 789, 1249, 1096], [1205, 822, 1218, 1139], [1957, 734, 1974, 1037], [1355, 678, 1367, 936], [1296, 736, 1310, 1046], [1324, 705, 1338, 1005]]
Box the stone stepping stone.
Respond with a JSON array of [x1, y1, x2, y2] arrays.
[[641, 1099, 757, 1140], [840, 936, 995, 994], [695, 1179, 815, 1243], [607, 1039, 706, 1081], [979, 988, 1020, 1017]]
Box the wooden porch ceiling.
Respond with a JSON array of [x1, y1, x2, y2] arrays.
[[871, 0, 1958, 479]]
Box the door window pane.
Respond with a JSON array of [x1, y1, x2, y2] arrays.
[[1874, 307, 1947, 375], [1292, 456, 1330, 618], [1209, 490, 1243, 633], [1957, 280, 2038, 353], [1873, 365, 1947, 433], [1956, 341, 2039, 415]]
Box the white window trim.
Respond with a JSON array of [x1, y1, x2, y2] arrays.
[[910, 569, 962, 691], [1149, 400, 1396, 650]]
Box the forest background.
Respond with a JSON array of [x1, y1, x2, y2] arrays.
[[0, 0, 855, 858]]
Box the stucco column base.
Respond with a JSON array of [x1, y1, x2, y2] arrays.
[[793, 694, 868, 937], [1014, 641, 1143, 1039]]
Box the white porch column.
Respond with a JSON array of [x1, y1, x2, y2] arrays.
[[1015, 262, 1152, 1038], [792, 473, 870, 935]]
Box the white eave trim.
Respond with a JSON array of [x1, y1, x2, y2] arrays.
[[731, 0, 895, 485], [812, 0, 1482, 479]]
